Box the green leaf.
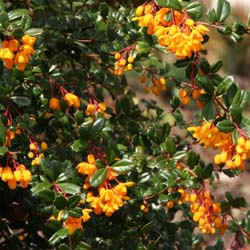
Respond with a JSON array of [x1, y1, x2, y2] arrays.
[[54, 195, 68, 210], [90, 117, 106, 138], [218, 0, 230, 22], [57, 183, 81, 195], [71, 139, 88, 152], [35, 189, 55, 202], [135, 41, 151, 55], [49, 228, 68, 245], [140, 221, 154, 234], [41, 159, 62, 181], [8, 9, 29, 21], [111, 159, 134, 173], [0, 120, 6, 146], [31, 180, 52, 194], [68, 195, 81, 208], [216, 119, 235, 132], [216, 75, 234, 96], [25, 28, 43, 36], [75, 242, 92, 250], [174, 58, 191, 67], [248, 12, 250, 27], [0, 11, 9, 29], [0, 146, 8, 156], [89, 168, 107, 188], [230, 105, 242, 124], [210, 60, 223, 73], [161, 138, 176, 157], [232, 89, 250, 109], [11, 96, 31, 107], [187, 151, 199, 168], [69, 207, 82, 217], [207, 9, 217, 23], [173, 151, 186, 161], [202, 100, 216, 121], [197, 76, 214, 96], [199, 58, 210, 75], [185, 2, 203, 20]]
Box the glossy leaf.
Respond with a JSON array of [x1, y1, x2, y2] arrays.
[[155, 0, 182, 11], [216, 119, 235, 133], [111, 159, 134, 173], [49, 228, 68, 246], [57, 183, 81, 195], [89, 167, 107, 188]]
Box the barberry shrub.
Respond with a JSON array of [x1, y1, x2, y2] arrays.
[[0, 0, 250, 249]]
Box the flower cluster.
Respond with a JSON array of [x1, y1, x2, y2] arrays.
[[49, 93, 80, 111], [64, 93, 81, 109], [114, 52, 135, 76], [179, 88, 204, 107], [76, 154, 97, 189], [85, 101, 107, 117], [87, 181, 134, 217], [64, 217, 83, 234], [188, 121, 250, 170], [51, 208, 92, 234], [76, 154, 134, 217], [178, 188, 227, 234], [0, 164, 32, 190], [0, 35, 36, 71], [133, 3, 209, 58], [28, 141, 47, 166], [215, 136, 250, 170], [141, 75, 166, 96], [5, 127, 21, 147]]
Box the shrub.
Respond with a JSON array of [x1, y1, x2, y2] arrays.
[[0, 0, 250, 249]]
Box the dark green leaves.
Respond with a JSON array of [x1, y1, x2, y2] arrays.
[[49, 228, 68, 245], [207, 9, 217, 24], [57, 183, 81, 195], [197, 76, 214, 96], [11, 96, 31, 107], [201, 100, 217, 121], [0, 146, 8, 155], [216, 0, 231, 23], [0, 120, 6, 146], [111, 159, 134, 173], [155, 0, 182, 11], [89, 168, 107, 188], [8, 9, 29, 21], [0, 11, 9, 30], [216, 119, 235, 132], [216, 75, 234, 96], [185, 2, 203, 20], [72, 139, 88, 153], [25, 28, 43, 36], [135, 41, 151, 55]]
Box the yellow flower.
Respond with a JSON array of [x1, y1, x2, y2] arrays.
[[1, 166, 14, 182], [64, 217, 83, 234], [49, 97, 61, 110], [22, 35, 36, 46], [41, 141, 48, 150], [15, 51, 29, 71], [81, 208, 92, 222], [76, 162, 97, 177], [9, 39, 19, 52], [64, 93, 81, 109]]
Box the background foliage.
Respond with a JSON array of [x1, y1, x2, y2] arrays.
[[0, 0, 250, 249]]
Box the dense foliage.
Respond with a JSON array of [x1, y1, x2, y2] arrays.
[[0, 0, 250, 249]]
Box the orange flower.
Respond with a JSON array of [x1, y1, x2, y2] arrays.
[[64, 217, 83, 234], [64, 93, 80, 109]]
